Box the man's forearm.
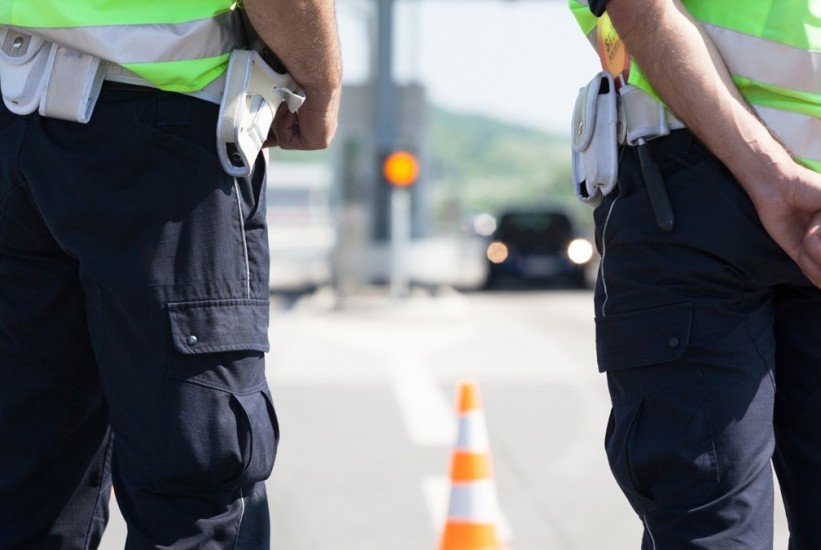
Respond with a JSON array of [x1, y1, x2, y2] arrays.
[[243, 0, 342, 102], [605, 0, 800, 204]]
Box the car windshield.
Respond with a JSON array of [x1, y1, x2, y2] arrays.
[[496, 212, 573, 244]]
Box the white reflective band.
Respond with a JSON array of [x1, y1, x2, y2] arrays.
[[12, 11, 243, 65], [756, 105, 821, 163], [703, 23, 820, 95], [103, 63, 226, 105], [455, 411, 489, 452], [446, 480, 500, 522]]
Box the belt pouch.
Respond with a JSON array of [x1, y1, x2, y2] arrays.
[[0, 28, 51, 115], [571, 71, 619, 207], [619, 84, 672, 145], [39, 45, 107, 123]]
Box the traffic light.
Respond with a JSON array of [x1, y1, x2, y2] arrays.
[[382, 150, 419, 188]]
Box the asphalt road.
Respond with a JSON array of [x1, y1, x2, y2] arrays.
[[99, 287, 788, 549]]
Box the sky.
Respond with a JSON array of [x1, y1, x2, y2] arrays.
[[336, 0, 601, 136]]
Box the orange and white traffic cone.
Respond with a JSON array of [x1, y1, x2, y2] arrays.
[[438, 379, 508, 550]]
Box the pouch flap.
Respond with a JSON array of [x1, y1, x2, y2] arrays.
[[596, 302, 692, 372], [168, 299, 270, 355], [571, 71, 614, 153]]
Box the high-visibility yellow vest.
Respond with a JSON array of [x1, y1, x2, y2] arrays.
[[0, 1, 245, 93], [569, 0, 821, 172]]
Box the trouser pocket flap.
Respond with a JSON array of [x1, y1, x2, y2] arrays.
[[168, 298, 270, 354], [596, 302, 692, 372]]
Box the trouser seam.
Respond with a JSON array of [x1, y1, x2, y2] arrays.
[[232, 487, 246, 549], [82, 430, 114, 550], [598, 195, 619, 318], [233, 179, 251, 299]]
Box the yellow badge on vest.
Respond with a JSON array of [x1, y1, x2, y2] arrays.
[[596, 12, 630, 81]]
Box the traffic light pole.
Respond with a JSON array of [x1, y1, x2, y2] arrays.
[[390, 187, 411, 298], [375, 0, 412, 298], [375, 0, 397, 156]]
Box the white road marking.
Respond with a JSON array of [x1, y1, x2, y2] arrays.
[[391, 356, 456, 447]]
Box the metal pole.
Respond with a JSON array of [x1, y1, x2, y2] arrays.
[[375, 0, 397, 155], [390, 187, 411, 298], [374, 0, 410, 297], [373, 0, 398, 243]]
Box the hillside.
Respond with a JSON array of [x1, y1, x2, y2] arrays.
[[427, 105, 586, 229]]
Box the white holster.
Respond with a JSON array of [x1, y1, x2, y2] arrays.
[[0, 27, 106, 123], [571, 71, 619, 207], [570, 73, 687, 207], [216, 50, 305, 178]]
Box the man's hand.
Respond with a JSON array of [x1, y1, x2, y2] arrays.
[[263, 87, 341, 150], [244, 0, 342, 151], [751, 165, 821, 286]]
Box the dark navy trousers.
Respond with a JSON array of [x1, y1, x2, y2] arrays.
[[0, 85, 278, 548], [594, 130, 821, 549]]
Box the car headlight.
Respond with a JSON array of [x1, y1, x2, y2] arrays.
[[486, 241, 509, 264], [567, 238, 594, 265]]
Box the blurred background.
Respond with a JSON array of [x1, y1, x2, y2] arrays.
[[265, 0, 602, 297], [100, 1, 789, 548]]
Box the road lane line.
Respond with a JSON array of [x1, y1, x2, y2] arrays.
[[391, 356, 456, 447]]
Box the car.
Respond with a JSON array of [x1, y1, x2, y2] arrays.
[[483, 208, 595, 289]]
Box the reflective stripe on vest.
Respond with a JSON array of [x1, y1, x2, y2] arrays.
[[569, 0, 597, 48], [757, 106, 821, 161], [703, 24, 820, 98], [1, 2, 243, 93]]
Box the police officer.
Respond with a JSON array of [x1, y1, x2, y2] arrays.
[[570, 0, 821, 547], [0, 0, 341, 548]]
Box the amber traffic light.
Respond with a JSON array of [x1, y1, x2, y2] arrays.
[[382, 150, 419, 187]]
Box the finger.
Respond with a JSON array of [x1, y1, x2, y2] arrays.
[[262, 127, 278, 149], [271, 104, 299, 150], [272, 103, 337, 151], [797, 219, 821, 287], [797, 252, 821, 288]]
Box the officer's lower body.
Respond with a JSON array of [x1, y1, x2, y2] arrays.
[[595, 130, 821, 549], [0, 84, 278, 548]]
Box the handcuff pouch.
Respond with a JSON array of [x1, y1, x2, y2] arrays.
[[39, 44, 107, 124], [0, 27, 106, 123]]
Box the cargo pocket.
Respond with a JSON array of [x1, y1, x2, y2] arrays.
[[597, 303, 720, 514], [159, 299, 279, 491]]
